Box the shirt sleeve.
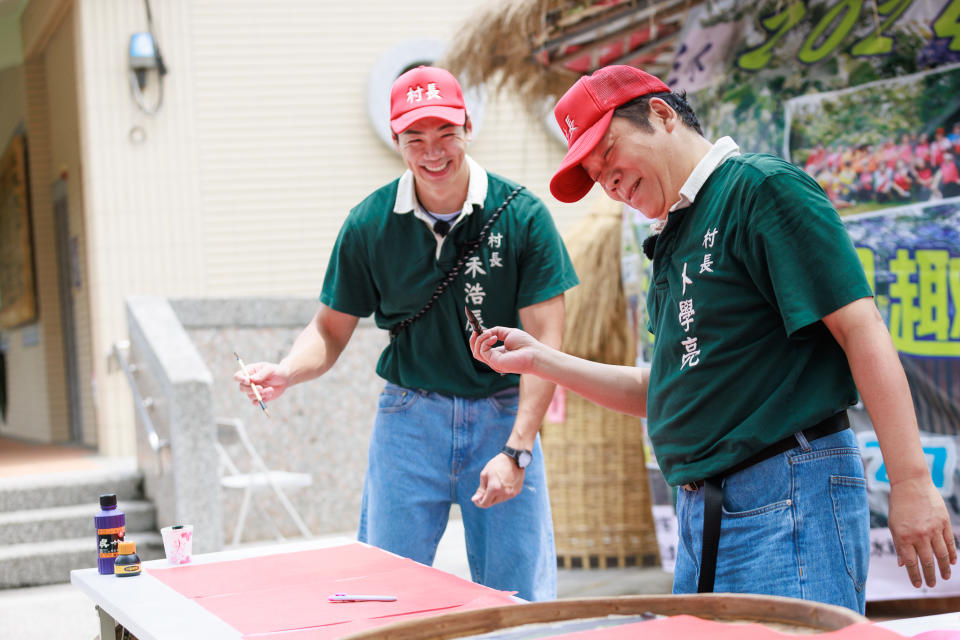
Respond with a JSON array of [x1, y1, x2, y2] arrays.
[[740, 165, 873, 338], [319, 217, 379, 318], [515, 195, 580, 309]]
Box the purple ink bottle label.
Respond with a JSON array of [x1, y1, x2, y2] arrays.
[[95, 493, 125, 575]]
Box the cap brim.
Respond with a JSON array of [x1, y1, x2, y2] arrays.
[[391, 106, 466, 134], [549, 109, 614, 203]]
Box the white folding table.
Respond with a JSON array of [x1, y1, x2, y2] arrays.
[[71, 537, 352, 640]]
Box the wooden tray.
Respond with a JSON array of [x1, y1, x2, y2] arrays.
[[343, 593, 869, 639]]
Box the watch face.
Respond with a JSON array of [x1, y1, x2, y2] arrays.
[[518, 450, 533, 468]]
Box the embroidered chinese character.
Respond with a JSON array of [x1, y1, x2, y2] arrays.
[[703, 228, 718, 248], [465, 256, 486, 278], [465, 309, 485, 333], [406, 86, 423, 103], [700, 254, 714, 274], [680, 336, 701, 370], [465, 282, 486, 305], [678, 299, 695, 332], [425, 82, 442, 100], [488, 233, 503, 249], [564, 115, 578, 139], [489, 252, 503, 268], [681, 262, 693, 295]]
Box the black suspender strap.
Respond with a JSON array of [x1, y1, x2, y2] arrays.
[[697, 476, 724, 593]]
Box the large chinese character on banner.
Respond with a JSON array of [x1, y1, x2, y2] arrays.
[[642, 0, 960, 602]]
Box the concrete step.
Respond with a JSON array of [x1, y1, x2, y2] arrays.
[[0, 463, 143, 512], [0, 532, 164, 588], [0, 500, 156, 544]]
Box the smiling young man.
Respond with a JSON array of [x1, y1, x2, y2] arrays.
[[470, 65, 954, 612], [235, 66, 577, 601]]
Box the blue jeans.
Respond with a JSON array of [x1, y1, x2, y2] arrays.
[[673, 428, 869, 613], [357, 382, 557, 601]]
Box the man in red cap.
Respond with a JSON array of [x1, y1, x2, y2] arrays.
[[237, 66, 577, 601], [470, 64, 954, 612]]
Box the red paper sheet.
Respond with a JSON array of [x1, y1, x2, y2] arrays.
[[147, 543, 517, 637], [148, 543, 412, 598], [548, 616, 908, 640]]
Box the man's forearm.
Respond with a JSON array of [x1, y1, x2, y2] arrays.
[[826, 298, 928, 483], [846, 323, 928, 484], [280, 307, 356, 387], [507, 374, 556, 451], [533, 347, 649, 418]]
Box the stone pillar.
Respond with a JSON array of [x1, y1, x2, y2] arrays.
[[126, 296, 223, 552]]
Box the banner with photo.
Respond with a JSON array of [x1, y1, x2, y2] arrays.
[[631, 0, 960, 601]]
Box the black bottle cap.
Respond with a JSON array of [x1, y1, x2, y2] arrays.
[[99, 493, 117, 508]]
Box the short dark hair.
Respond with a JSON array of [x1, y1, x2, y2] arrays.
[[612, 91, 703, 136]]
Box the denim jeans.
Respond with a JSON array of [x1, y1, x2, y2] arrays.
[[357, 382, 557, 601], [673, 428, 869, 613]]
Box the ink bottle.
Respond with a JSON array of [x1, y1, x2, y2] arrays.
[[95, 493, 125, 575], [114, 541, 141, 577]]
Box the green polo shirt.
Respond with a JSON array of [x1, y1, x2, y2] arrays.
[[321, 171, 578, 397], [646, 154, 873, 485]]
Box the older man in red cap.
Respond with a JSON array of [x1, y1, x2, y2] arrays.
[[471, 65, 953, 612], [236, 66, 577, 601]]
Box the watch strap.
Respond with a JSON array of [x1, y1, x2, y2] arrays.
[[501, 445, 532, 468]]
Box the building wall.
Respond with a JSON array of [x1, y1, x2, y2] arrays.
[[75, 0, 206, 455], [0, 62, 54, 443], [71, 0, 593, 454], [45, 6, 96, 445]]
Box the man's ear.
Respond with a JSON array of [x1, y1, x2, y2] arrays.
[[392, 131, 401, 152], [649, 97, 676, 131], [464, 114, 473, 143]]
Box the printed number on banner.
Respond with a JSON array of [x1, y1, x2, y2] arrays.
[[933, 0, 960, 50], [850, 0, 915, 56], [736, 0, 931, 70]]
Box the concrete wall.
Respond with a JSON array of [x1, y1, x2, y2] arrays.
[[172, 298, 385, 540], [125, 296, 222, 551]]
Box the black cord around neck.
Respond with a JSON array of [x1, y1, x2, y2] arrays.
[[422, 210, 453, 237]]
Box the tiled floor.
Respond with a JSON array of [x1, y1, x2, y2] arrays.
[[0, 436, 107, 478]]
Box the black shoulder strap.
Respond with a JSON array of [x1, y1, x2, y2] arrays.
[[389, 185, 524, 340]]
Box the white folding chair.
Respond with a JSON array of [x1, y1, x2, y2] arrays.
[[215, 417, 314, 545]]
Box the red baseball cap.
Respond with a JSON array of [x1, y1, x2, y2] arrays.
[[390, 66, 467, 134], [550, 65, 670, 203]]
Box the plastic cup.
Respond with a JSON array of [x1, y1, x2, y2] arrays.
[[160, 524, 193, 565]]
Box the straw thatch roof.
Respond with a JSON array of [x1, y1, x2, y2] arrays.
[[441, 0, 707, 115]]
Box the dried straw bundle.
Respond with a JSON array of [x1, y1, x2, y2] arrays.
[[560, 194, 634, 366], [441, 0, 580, 117]]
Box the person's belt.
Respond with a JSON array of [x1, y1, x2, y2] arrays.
[[683, 410, 850, 594]]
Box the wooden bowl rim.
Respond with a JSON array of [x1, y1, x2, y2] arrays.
[[342, 593, 869, 639]]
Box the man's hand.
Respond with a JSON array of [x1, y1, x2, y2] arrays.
[[471, 453, 524, 508], [469, 327, 541, 375], [234, 362, 291, 406], [889, 475, 956, 588]]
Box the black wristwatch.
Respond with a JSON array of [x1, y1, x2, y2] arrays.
[[501, 445, 533, 469]]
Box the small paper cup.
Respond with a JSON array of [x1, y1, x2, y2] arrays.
[[160, 524, 193, 565]]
